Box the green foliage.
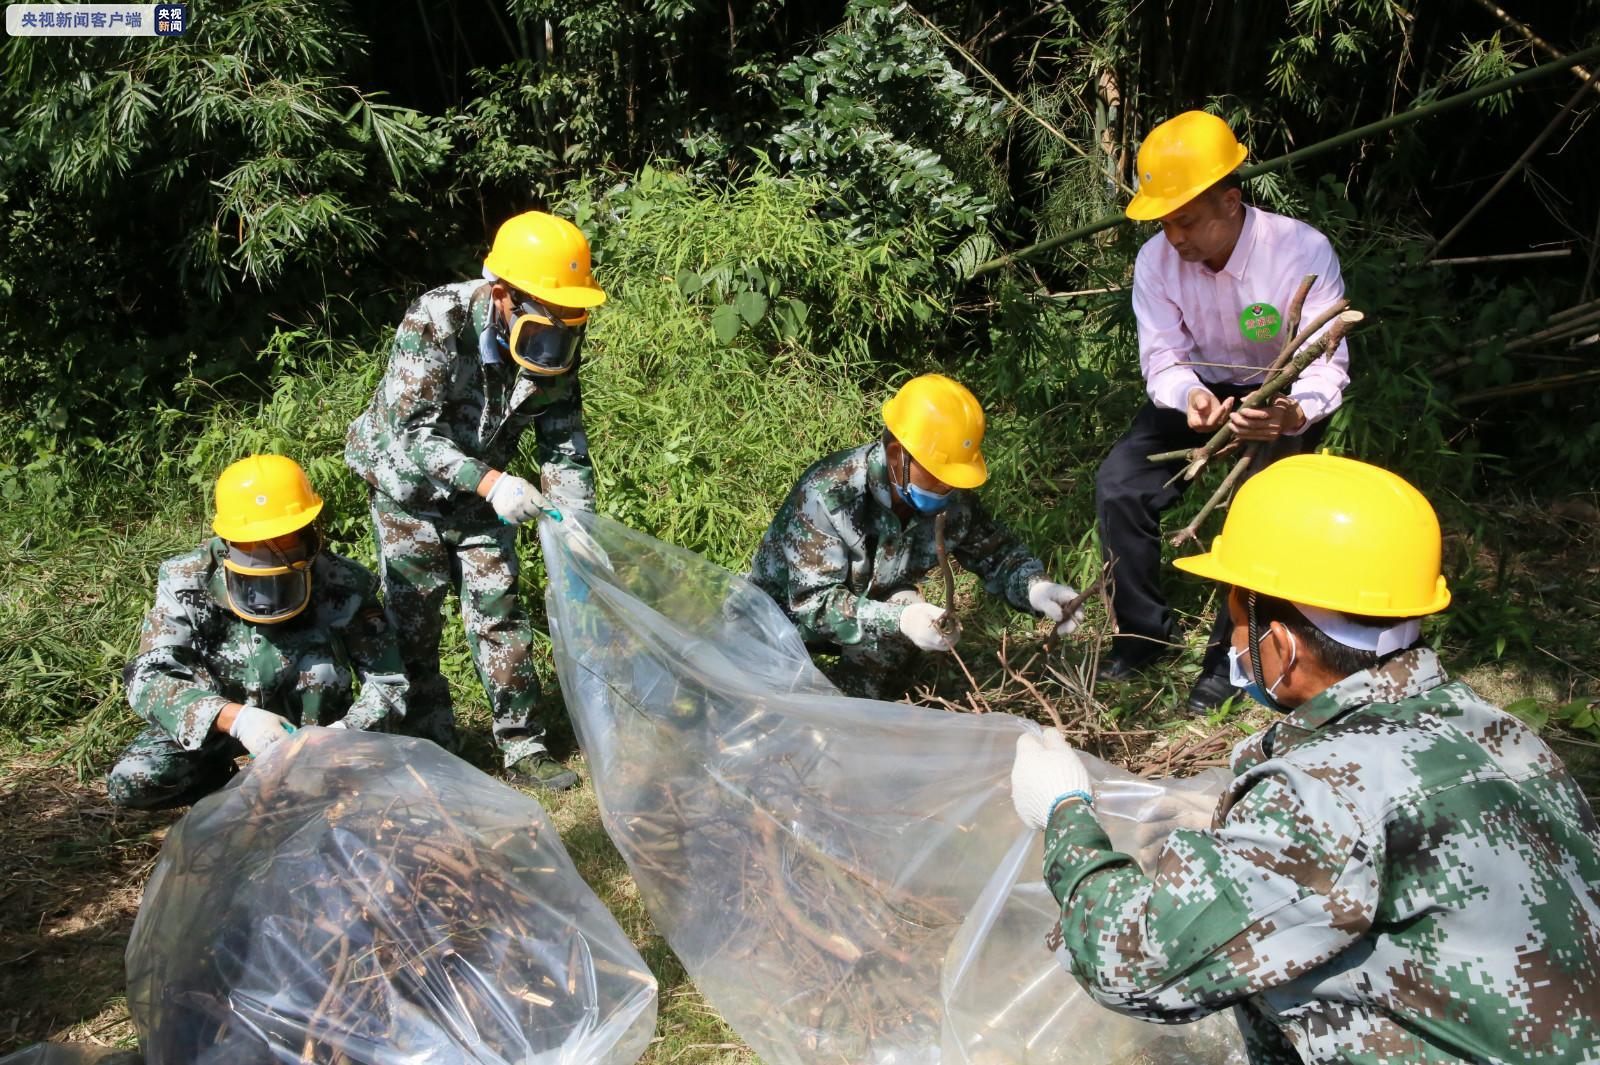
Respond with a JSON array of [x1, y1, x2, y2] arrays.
[[565, 166, 945, 564], [1505, 696, 1600, 742], [773, 0, 1005, 234], [1, 0, 449, 437]]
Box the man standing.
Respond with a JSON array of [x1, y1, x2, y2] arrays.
[[108, 455, 409, 809], [1012, 454, 1600, 1062], [751, 374, 1085, 699], [346, 210, 602, 789], [1096, 111, 1350, 712]]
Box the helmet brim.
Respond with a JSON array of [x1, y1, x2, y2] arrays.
[[1124, 145, 1249, 221], [1173, 539, 1453, 618], [213, 499, 324, 543], [905, 451, 988, 490], [500, 276, 608, 309]]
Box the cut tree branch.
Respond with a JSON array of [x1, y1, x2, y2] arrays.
[[1148, 311, 1363, 480]]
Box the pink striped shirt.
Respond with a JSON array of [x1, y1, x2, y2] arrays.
[[1132, 205, 1350, 432]]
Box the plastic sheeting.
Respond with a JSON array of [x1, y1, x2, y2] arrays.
[[0, 1048, 140, 1065], [124, 729, 657, 1065], [542, 512, 1245, 1064]]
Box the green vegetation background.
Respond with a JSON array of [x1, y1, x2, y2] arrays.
[[2, 0, 1597, 1057]]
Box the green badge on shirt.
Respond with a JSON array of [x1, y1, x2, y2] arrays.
[[1239, 302, 1282, 342]]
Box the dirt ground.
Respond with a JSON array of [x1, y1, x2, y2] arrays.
[[0, 754, 173, 1054]]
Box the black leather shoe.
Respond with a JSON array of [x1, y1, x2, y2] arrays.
[[1096, 651, 1170, 683], [1186, 673, 1241, 715]]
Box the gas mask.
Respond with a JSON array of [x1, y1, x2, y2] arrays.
[[222, 528, 320, 624], [497, 294, 586, 376]]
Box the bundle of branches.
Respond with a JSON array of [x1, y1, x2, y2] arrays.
[[606, 727, 965, 1055], [126, 730, 655, 1065], [1145, 276, 1364, 548], [920, 624, 1249, 785]]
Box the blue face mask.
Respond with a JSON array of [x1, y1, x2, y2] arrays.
[[1227, 630, 1297, 712], [902, 480, 954, 513], [896, 450, 955, 513]]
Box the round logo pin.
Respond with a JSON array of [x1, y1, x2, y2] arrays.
[[1238, 302, 1281, 343]]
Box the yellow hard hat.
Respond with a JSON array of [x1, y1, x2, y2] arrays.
[[881, 374, 988, 489], [1125, 111, 1249, 221], [1174, 454, 1451, 617], [483, 211, 606, 309], [213, 455, 324, 543]]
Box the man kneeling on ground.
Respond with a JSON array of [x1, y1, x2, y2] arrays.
[[751, 373, 1085, 699], [107, 455, 409, 809]]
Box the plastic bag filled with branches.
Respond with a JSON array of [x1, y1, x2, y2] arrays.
[[541, 512, 1244, 1064], [124, 729, 657, 1065], [0, 1048, 141, 1064]]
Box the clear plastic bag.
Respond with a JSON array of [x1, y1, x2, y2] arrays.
[[541, 512, 1244, 1064], [0, 1047, 140, 1065], [124, 729, 656, 1065]]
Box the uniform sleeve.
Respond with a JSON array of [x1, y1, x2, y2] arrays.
[[336, 580, 411, 732], [1285, 236, 1350, 432], [951, 500, 1046, 613], [534, 367, 597, 513], [123, 573, 231, 751], [1042, 768, 1380, 1023], [1133, 246, 1205, 412], [773, 489, 903, 647], [383, 311, 492, 497]]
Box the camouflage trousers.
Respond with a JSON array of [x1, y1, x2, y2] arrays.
[[106, 727, 241, 810], [817, 631, 923, 701], [369, 491, 549, 766]]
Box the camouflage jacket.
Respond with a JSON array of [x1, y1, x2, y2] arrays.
[[1044, 648, 1600, 1064], [749, 440, 1048, 647], [124, 539, 410, 748], [345, 280, 596, 517]]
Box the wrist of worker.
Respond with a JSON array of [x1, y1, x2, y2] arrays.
[[476, 469, 503, 499], [1042, 796, 1124, 909], [1280, 396, 1312, 435], [213, 701, 244, 735]]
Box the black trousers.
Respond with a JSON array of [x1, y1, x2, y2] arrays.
[[1094, 384, 1326, 676]]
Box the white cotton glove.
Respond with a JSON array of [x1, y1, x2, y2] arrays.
[[899, 601, 958, 652], [1011, 730, 1094, 831], [486, 473, 554, 525], [886, 588, 925, 606], [326, 719, 348, 730], [1028, 579, 1085, 637], [228, 704, 296, 757]]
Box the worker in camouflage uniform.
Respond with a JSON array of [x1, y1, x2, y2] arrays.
[[1011, 454, 1600, 1063], [750, 374, 1087, 699], [346, 211, 602, 789], [108, 455, 409, 810]]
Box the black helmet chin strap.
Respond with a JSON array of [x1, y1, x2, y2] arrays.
[[1247, 590, 1268, 691]]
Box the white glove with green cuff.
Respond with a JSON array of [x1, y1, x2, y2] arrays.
[[228, 705, 296, 757], [1010, 730, 1094, 831]]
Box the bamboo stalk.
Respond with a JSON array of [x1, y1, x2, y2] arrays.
[[969, 44, 1600, 277], [1428, 248, 1573, 265], [902, 5, 1133, 196], [1455, 367, 1600, 403], [1430, 69, 1598, 258], [1466, 0, 1600, 96]]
